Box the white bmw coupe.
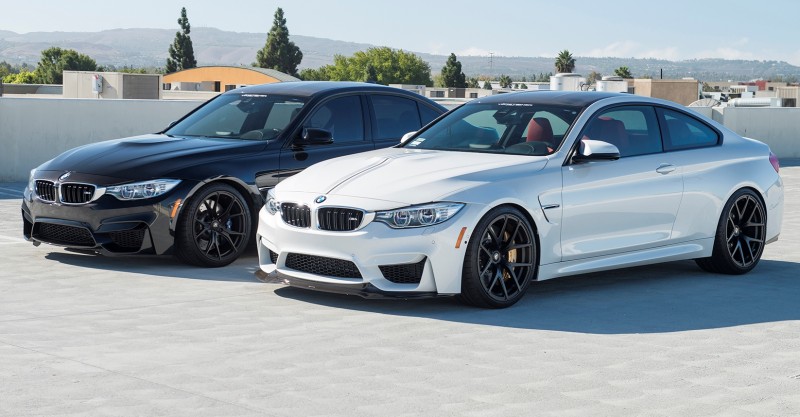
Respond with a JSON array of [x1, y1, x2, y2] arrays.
[[256, 91, 783, 308]]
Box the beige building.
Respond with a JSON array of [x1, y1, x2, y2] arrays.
[[162, 66, 299, 92], [633, 79, 699, 106]]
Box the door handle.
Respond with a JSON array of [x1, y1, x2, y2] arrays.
[[656, 164, 676, 174]]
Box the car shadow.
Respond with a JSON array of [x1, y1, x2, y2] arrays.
[[43, 249, 261, 282], [272, 259, 800, 334]]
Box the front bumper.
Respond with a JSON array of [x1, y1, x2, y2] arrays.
[[21, 181, 195, 256], [256, 202, 484, 297]]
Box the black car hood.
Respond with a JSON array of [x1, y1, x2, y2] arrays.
[[38, 134, 268, 181]]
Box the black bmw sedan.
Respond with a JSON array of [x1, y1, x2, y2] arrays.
[[21, 81, 446, 267]]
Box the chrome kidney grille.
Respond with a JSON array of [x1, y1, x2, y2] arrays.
[[317, 207, 364, 231], [34, 180, 96, 205]]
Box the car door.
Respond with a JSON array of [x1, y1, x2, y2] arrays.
[[560, 105, 684, 261], [278, 94, 374, 180]]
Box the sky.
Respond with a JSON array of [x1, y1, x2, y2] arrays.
[[2, 0, 799, 65]]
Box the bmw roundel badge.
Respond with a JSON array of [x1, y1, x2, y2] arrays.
[[315, 195, 327, 204]]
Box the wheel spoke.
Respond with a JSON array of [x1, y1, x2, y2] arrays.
[[507, 243, 532, 251], [479, 262, 493, 278], [485, 268, 501, 293], [498, 273, 510, 300], [204, 234, 216, 255], [504, 264, 522, 292], [735, 241, 746, 265], [506, 262, 533, 268], [219, 231, 238, 253]]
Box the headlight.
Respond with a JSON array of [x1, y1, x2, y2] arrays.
[[265, 189, 280, 215], [105, 179, 181, 201], [375, 202, 464, 228], [28, 169, 36, 191]]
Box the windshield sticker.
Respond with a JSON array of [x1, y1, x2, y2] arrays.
[[240, 94, 269, 97], [408, 138, 426, 147], [498, 103, 533, 107]]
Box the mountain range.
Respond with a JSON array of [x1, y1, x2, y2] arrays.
[[2, 27, 799, 81]]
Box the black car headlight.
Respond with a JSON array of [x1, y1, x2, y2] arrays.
[[105, 179, 181, 201], [375, 202, 464, 228]]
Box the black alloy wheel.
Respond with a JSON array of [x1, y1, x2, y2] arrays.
[[696, 189, 766, 274], [459, 206, 537, 308], [176, 183, 251, 267]]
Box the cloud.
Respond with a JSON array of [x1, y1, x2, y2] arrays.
[[583, 41, 640, 58], [694, 47, 756, 60], [641, 47, 681, 61], [426, 42, 446, 55], [456, 47, 497, 57]]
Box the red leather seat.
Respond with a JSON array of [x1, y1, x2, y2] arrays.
[[583, 116, 629, 154], [526, 117, 554, 143]]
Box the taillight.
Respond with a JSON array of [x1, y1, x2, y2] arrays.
[[769, 151, 780, 173]]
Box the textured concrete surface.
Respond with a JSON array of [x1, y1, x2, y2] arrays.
[[1, 167, 799, 416]]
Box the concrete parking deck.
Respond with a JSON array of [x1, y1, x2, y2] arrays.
[[1, 167, 799, 416]]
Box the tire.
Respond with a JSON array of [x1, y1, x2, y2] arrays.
[[175, 183, 252, 267], [459, 206, 537, 308], [695, 188, 766, 275]]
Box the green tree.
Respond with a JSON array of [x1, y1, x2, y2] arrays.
[[3, 69, 37, 84], [34, 47, 97, 84], [166, 7, 197, 74], [467, 77, 480, 88], [520, 83, 528, 89], [298, 66, 331, 81], [614, 66, 632, 78], [587, 71, 602, 84], [301, 47, 432, 86], [0, 61, 12, 80], [364, 63, 378, 83], [255, 7, 303, 76], [554, 50, 575, 73], [440, 53, 466, 88], [498, 74, 512, 88], [483, 80, 492, 90]]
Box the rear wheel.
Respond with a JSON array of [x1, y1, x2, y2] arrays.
[[696, 189, 766, 274], [175, 183, 251, 267], [459, 206, 537, 308]]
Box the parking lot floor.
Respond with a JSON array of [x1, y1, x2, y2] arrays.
[[0, 167, 799, 416]]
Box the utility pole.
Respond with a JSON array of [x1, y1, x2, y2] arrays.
[[488, 52, 494, 79]]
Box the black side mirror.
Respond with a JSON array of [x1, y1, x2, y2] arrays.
[[297, 128, 334, 145]]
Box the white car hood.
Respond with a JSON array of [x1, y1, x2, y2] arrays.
[[278, 147, 548, 206]]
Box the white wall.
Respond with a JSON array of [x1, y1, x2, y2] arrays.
[[0, 97, 205, 182], [1, 97, 798, 182], [714, 107, 800, 158]]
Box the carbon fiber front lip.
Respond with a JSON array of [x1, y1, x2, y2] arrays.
[[254, 269, 441, 299]]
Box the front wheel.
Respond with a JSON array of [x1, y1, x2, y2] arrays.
[[459, 206, 537, 308], [696, 189, 766, 274], [175, 183, 252, 267]]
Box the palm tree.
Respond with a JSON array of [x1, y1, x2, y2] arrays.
[[554, 50, 575, 73], [614, 66, 633, 79]]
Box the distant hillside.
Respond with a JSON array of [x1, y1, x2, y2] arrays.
[[2, 28, 799, 81]]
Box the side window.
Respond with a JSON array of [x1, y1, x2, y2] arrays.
[[305, 95, 364, 142], [371, 95, 422, 140], [418, 103, 441, 125], [582, 106, 662, 157], [660, 108, 720, 151]]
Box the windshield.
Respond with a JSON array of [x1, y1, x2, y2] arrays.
[[165, 93, 306, 140], [403, 102, 581, 156]]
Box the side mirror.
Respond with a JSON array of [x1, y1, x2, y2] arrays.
[[400, 131, 417, 144], [297, 128, 334, 145], [573, 139, 620, 163]]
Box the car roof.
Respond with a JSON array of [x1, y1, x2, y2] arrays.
[[235, 81, 423, 99], [470, 91, 629, 108]]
